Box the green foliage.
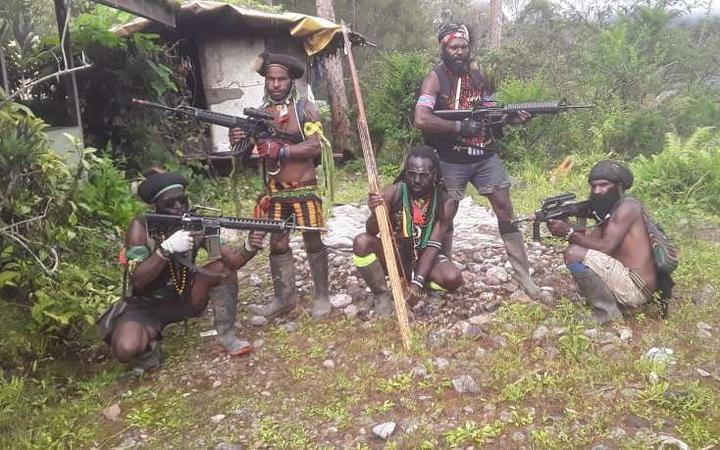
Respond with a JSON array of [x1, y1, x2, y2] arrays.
[[631, 127, 720, 217], [444, 420, 504, 447], [364, 51, 434, 161]]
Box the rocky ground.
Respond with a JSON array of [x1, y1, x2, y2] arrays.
[[37, 198, 719, 449]]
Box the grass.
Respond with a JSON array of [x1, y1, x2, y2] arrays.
[[2, 160, 719, 448]]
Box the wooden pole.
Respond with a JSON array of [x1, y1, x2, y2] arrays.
[[341, 23, 412, 351]]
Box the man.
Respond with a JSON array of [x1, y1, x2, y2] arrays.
[[228, 52, 332, 319], [353, 145, 463, 315], [413, 23, 538, 298], [98, 172, 262, 373], [546, 160, 656, 323]]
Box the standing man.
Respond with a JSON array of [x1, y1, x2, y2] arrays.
[[353, 145, 463, 315], [229, 52, 333, 319], [413, 23, 538, 298], [547, 160, 657, 323], [99, 172, 261, 373]]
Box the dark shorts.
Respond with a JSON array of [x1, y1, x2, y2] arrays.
[[98, 291, 196, 343], [439, 154, 511, 200]]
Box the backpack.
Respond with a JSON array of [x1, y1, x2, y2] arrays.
[[641, 207, 679, 274]]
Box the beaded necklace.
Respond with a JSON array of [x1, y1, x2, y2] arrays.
[[159, 231, 189, 294], [400, 183, 438, 250]]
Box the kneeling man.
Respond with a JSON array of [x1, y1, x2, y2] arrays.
[[547, 160, 656, 323], [353, 145, 463, 315]]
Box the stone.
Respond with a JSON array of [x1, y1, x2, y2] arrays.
[[344, 304, 359, 319], [434, 357, 450, 370], [215, 444, 243, 450], [618, 327, 633, 341], [250, 274, 262, 286], [411, 365, 428, 378], [479, 292, 495, 302], [468, 314, 492, 326], [212, 380, 222, 388], [102, 403, 121, 421], [697, 328, 712, 339], [584, 328, 599, 339], [511, 431, 526, 442], [330, 293, 353, 308], [283, 321, 299, 332], [696, 368, 711, 377], [498, 410, 512, 422], [485, 267, 510, 285], [697, 321, 713, 332], [249, 315, 268, 326], [532, 325, 549, 341], [372, 422, 396, 440], [426, 331, 448, 349], [452, 375, 480, 394], [538, 290, 555, 304], [692, 284, 716, 305], [211, 414, 226, 423], [322, 359, 335, 369]]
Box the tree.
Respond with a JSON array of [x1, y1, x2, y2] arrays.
[[489, 0, 503, 48], [315, 0, 355, 157]]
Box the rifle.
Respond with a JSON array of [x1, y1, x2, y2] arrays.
[[132, 99, 303, 154], [512, 193, 592, 241], [145, 207, 325, 261], [433, 99, 593, 126]]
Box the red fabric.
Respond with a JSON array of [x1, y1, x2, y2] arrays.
[[412, 203, 426, 225], [118, 247, 127, 266]]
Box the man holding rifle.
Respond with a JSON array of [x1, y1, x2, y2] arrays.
[[228, 52, 333, 320], [99, 172, 264, 373], [414, 23, 539, 298]]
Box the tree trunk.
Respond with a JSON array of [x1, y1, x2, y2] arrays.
[[315, 0, 354, 158], [489, 0, 502, 49]]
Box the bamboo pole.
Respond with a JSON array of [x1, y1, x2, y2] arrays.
[[341, 23, 412, 351]]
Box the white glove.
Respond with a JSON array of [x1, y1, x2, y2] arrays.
[[160, 229, 193, 254]]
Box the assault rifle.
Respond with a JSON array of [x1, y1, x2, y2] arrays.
[[433, 99, 593, 126], [512, 193, 592, 241], [132, 99, 303, 154], [146, 207, 325, 260]]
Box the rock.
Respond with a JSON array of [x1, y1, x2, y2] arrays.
[[511, 431, 526, 443], [584, 328, 599, 339], [372, 422, 396, 440], [532, 325, 549, 341], [215, 444, 243, 450], [538, 290, 555, 304], [252, 339, 264, 349], [590, 445, 611, 450], [211, 414, 226, 423], [212, 380, 222, 389], [692, 284, 716, 305], [648, 372, 660, 384], [452, 375, 480, 394], [249, 315, 268, 327], [344, 304, 359, 319], [697, 328, 712, 339], [475, 347, 488, 358], [657, 435, 690, 450], [330, 293, 353, 309], [102, 403, 121, 421], [426, 331, 448, 349], [485, 267, 510, 285], [610, 428, 627, 440], [697, 321, 713, 332], [250, 274, 262, 286], [283, 321, 299, 333], [468, 314, 492, 326], [434, 357, 450, 370], [618, 327, 633, 341], [411, 365, 428, 378], [322, 359, 335, 369], [479, 292, 495, 302], [696, 368, 711, 377], [644, 347, 675, 366], [498, 410, 512, 422]]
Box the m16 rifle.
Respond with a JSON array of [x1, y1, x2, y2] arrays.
[[433, 99, 593, 127], [146, 207, 325, 261], [132, 99, 303, 155], [512, 193, 592, 241]]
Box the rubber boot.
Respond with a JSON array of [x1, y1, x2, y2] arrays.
[[571, 269, 622, 324], [250, 250, 296, 318], [357, 259, 394, 316], [501, 231, 540, 299], [129, 341, 164, 377], [308, 247, 331, 318], [211, 283, 252, 356]]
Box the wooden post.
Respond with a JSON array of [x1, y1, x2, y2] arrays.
[[341, 23, 412, 351]]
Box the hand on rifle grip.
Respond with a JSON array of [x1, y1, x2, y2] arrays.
[[459, 119, 483, 137], [247, 230, 266, 249], [256, 140, 283, 159], [507, 109, 532, 125], [546, 219, 571, 238], [160, 229, 193, 254], [228, 127, 247, 145]]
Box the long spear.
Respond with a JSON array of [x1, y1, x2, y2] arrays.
[[341, 23, 412, 351]]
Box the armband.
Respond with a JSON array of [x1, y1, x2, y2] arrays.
[[412, 274, 426, 289], [239, 240, 258, 258], [425, 240, 442, 250]]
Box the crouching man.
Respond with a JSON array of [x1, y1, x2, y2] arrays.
[[547, 160, 656, 323], [99, 172, 263, 373], [352, 145, 463, 315]]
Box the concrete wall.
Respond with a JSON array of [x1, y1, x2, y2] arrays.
[[197, 34, 308, 154]]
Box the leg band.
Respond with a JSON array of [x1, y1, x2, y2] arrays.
[[567, 261, 589, 273], [353, 252, 378, 268]]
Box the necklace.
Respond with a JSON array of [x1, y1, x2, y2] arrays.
[[159, 231, 189, 294]]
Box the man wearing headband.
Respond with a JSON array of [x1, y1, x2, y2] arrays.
[[228, 52, 333, 320], [414, 23, 539, 299], [546, 160, 657, 323], [98, 172, 264, 373]]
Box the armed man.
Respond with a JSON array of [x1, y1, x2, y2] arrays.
[[413, 23, 539, 299], [546, 160, 657, 323], [228, 52, 333, 319], [98, 172, 263, 373], [353, 145, 463, 315]]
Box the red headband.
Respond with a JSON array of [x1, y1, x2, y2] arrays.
[[441, 31, 469, 46]]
